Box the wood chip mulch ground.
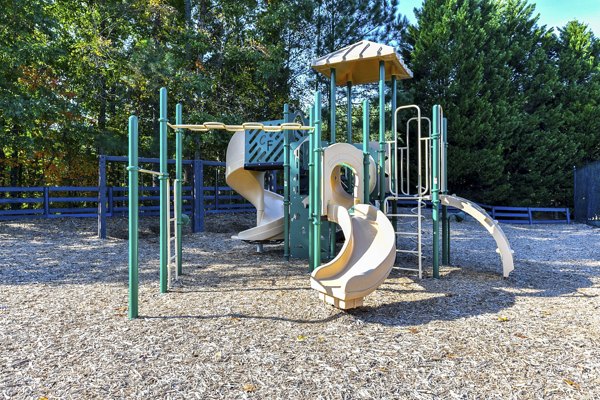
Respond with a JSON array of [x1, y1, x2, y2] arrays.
[[1, 213, 599, 399]]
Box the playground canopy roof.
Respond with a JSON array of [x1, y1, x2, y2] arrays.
[[311, 40, 413, 86]]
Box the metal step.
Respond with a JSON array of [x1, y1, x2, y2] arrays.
[[397, 249, 420, 255]]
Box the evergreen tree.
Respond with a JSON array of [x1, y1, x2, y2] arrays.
[[555, 20, 600, 165], [495, 0, 575, 206], [409, 0, 512, 203]]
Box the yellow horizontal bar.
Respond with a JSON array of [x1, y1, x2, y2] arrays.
[[138, 168, 164, 176], [167, 122, 314, 132]]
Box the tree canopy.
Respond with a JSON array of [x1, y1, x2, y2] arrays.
[[1, 0, 599, 206]]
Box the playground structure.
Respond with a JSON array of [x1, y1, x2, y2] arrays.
[[127, 40, 515, 319]]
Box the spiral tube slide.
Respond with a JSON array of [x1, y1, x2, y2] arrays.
[[225, 131, 284, 241]]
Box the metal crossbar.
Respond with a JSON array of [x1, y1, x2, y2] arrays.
[[168, 122, 314, 133]]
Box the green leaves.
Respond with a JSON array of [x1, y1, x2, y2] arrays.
[[408, 0, 600, 206]]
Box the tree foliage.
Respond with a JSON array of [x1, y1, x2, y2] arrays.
[[0, 0, 599, 207], [408, 0, 600, 205]]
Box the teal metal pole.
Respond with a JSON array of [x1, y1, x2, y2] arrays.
[[308, 105, 316, 272], [128, 116, 139, 320], [432, 105, 441, 278], [442, 117, 450, 265], [328, 70, 336, 259], [346, 81, 352, 143], [391, 75, 398, 230], [330, 68, 336, 144], [159, 87, 168, 293], [378, 61, 386, 210], [283, 103, 291, 261], [175, 103, 183, 275], [362, 100, 370, 203], [308, 106, 315, 270], [313, 92, 322, 271]]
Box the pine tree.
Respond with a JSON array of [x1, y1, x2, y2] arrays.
[[555, 20, 600, 165], [495, 0, 575, 206], [409, 0, 512, 203]]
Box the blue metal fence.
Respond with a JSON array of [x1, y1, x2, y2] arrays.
[[0, 158, 255, 238], [0, 184, 254, 218], [395, 199, 570, 224]]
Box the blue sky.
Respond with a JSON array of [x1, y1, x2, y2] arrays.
[[397, 0, 600, 34]]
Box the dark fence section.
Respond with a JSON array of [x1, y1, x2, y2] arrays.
[[574, 161, 600, 227], [479, 205, 570, 224], [395, 199, 570, 224], [0, 157, 255, 237], [0, 185, 253, 218]]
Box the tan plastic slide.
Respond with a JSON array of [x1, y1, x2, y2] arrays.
[[310, 204, 396, 309], [440, 194, 515, 277], [225, 131, 283, 241], [311, 143, 396, 309]]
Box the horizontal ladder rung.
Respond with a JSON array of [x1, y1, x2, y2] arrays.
[[387, 213, 422, 218], [397, 249, 421, 254], [396, 232, 419, 236], [393, 267, 422, 272]]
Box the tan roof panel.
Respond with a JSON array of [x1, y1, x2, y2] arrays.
[[311, 40, 413, 86]]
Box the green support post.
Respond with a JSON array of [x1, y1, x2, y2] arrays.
[[432, 105, 441, 279], [362, 100, 370, 202], [308, 106, 315, 269], [312, 92, 322, 271], [391, 75, 398, 230], [283, 104, 291, 261], [329, 69, 336, 259], [128, 116, 139, 320], [330, 68, 336, 144], [175, 103, 183, 275], [159, 87, 168, 293], [441, 117, 450, 265], [307, 106, 316, 268], [346, 81, 352, 143], [378, 61, 386, 210]]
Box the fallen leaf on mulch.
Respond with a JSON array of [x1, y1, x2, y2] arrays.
[[563, 379, 581, 390], [243, 383, 257, 393]]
